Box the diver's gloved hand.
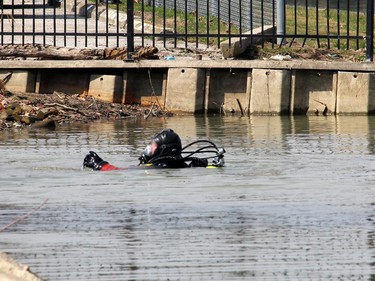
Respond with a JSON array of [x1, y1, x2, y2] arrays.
[[189, 157, 208, 167], [138, 153, 148, 165], [83, 151, 109, 171]]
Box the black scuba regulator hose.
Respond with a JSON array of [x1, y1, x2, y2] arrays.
[[181, 140, 225, 161]]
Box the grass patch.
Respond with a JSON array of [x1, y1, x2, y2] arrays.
[[100, 2, 369, 60], [103, 1, 237, 46], [285, 5, 367, 50]]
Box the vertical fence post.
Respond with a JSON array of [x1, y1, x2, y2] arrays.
[[127, 0, 134, 60], [366, 0, 374, 62], [277, 0, 285, 45]]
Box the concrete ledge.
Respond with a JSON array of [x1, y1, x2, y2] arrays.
[[3, 60, 375, 115], [1, 60, 375, 72]]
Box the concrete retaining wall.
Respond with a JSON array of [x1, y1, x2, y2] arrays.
[[2, 60, 375, 115]]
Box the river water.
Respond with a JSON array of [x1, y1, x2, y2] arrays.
[[1, 115, 375, 280]]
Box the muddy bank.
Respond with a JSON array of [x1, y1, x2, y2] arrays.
[[0, 91, 171, 131]]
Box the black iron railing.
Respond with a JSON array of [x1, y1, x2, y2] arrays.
[[0, 0, 373, 61]]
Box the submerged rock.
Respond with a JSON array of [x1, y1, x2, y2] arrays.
[[31, 118, 56, 129]]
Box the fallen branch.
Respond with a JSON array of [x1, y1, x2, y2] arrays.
[[0, 199, 48, 233], [214, 102, 226, 115], [236, 98, 245, 117], [313, 98, 329, 116], [144, 101, 157, 120], [313, 99, 327, 107], [44, 102, 88, 117], [147, 69, 170, 115]]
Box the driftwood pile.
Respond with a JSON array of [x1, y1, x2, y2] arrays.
[[0, 90, 147, 130], [0, 44, 171, 130]]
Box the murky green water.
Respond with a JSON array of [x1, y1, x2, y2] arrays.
[[1, 115, 375, 280]]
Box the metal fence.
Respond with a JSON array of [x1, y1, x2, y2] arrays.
[[0, 0, 374, 60]]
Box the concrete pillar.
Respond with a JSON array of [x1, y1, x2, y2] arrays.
[[88, 74, 123, 103], [39, 70, 89, 95], [165, 68, 205, 113], [0, 70, 36, 93], [336, 72, 375, 114], [293, 70, 337, 115], [124, 69, 165, 106], [250, 69, 291, 115], [207, 69, 249, 115]]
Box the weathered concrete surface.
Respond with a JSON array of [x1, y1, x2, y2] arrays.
[[0, 71, 35, 93], [165, 68, 205, 113], [250, 69, 291, 115], [2, 60, 375, 71], [37, 69, 90, 95], [292, 70, 337, 115], [336, 72, 375, 114], [124, 69, 166, 106], [88, 74, 123, 103], [0, 252, 44, 281], [207, 69, 249, 114], [3, 60, 375, 115]]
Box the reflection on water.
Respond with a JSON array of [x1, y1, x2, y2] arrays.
[[1, 115, 375, 280]]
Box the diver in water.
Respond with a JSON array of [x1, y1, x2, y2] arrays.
[[83, 128, 225, 171]]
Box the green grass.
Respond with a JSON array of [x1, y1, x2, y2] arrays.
[[104, 2, 236, 45], [285, 5, 367, 50], [101, 2, 369, 59]]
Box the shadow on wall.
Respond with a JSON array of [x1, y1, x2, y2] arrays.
[[208, 69, 249, 115], [293, 70, 335, 115]]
